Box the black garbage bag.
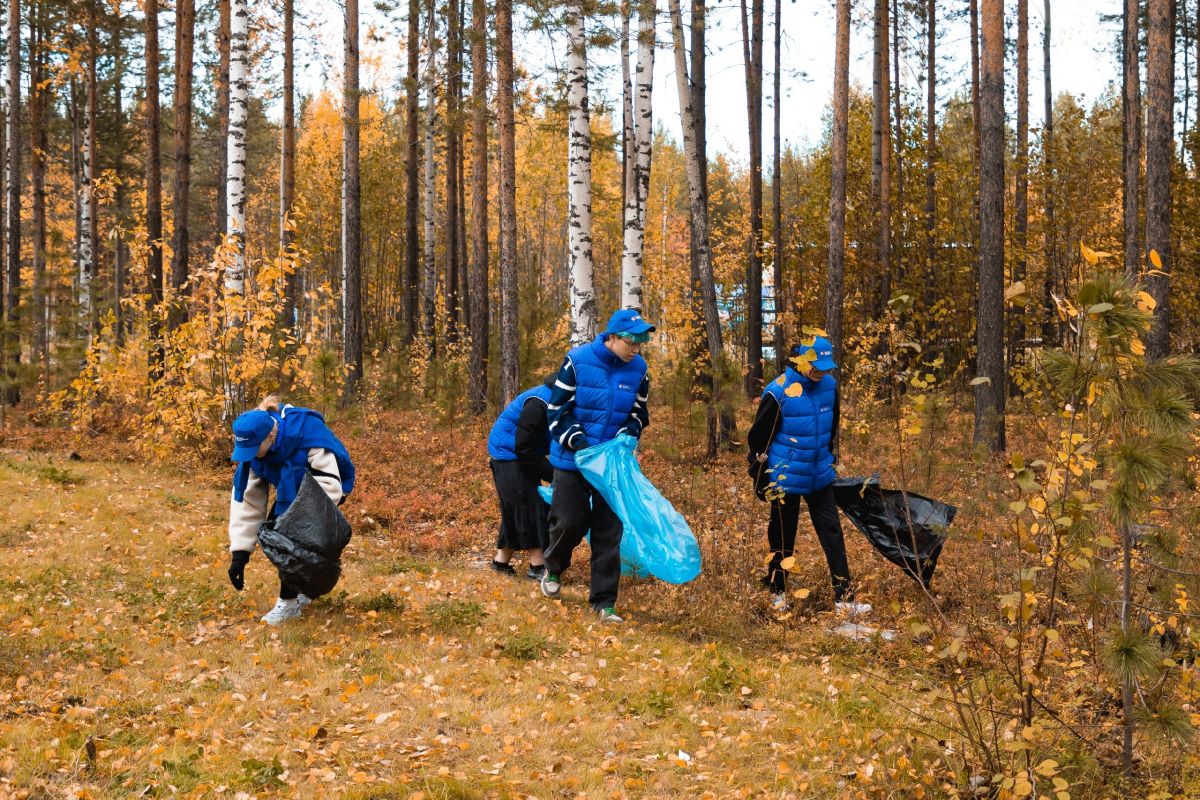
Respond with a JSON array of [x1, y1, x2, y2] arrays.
[[832, 476, 956, 587], [258, 471, 353, 598]]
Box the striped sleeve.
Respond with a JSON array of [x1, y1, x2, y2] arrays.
[[619, 374, 651, 439], [547, 356, 587, 451]]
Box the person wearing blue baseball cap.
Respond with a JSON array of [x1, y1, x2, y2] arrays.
[[540, 308, 655, 623], [227, 395, 355, 625], [746, 336, 871, 616]]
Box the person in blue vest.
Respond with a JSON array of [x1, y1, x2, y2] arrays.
[[486, 375, 556, 579], [747, 337, 871, 616], [226, 395, 356, 625], [541, 309, 653, 624]]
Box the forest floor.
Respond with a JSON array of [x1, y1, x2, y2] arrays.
[[0, 404, 1194, 799]]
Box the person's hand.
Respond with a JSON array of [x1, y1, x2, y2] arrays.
[[228, 550, 250, 590]]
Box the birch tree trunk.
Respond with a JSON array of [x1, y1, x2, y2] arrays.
[[145, 0, 165, 377], [216, 0, 230, 242], [975, 0, 1006, 452], [343, 0, 363, 399], [1041, 0, 1057, 344], [404, 0, 420, 343], [169, 0, 194, 331], [1122, 0, 1141, 279], [740, 0, 763, 394], [826, 0, 850, 366], [566, 6, 595, 346], [421, 0, 438, 345], [468, 0, 489, 413], [620, 0, 655, 311], [771, 0, 783, 372], [496, 0, 519, 404], [4, 0, 19, 399], [78, 0, 99, 345], [1145, 0, 1174, 359], [224, 0, 249, 302]]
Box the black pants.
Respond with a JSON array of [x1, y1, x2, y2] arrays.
[[279, 576, 298, 600], [545, 468, 623, 609], [765, 484, 853, 601]]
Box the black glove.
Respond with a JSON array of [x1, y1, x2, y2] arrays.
[[567, 431, 590, 452], [228, 550, 250, 591]]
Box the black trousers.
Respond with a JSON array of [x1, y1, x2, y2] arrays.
[[545, 468, 623, 609], [765, 484, 853, 601]]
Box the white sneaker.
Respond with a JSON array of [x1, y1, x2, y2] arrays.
[[835, 600, 873, 616], [296, 593, 312, 608], [261, 598, 302, 625], [770, 593, 791, 612]]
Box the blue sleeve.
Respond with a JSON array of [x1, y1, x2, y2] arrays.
[[547, 357, 588, 451], [618, 374, 651, 439]]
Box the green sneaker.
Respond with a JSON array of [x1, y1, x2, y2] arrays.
[[540, 572, 561, 598], [597, 607, 624, 624]]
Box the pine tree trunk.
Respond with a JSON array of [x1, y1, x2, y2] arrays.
[[975, 0, 1006, 452], [145, 0, 165, 378], [112, 11, 130, 346], [620, 1, 633, 233], [468, 0, 489, 413], [496, 0, 520, 404], [1145, 0, 1174, 358], [923, 0, 936, 316], [404, 0, 420, 344], [281, 0, 296, 334], [1042, 0, 1056, 344], [1123, 0, 1141, 279], [826, 0, 850, 366], [343, 0, 363, 400], [566, 6, 595, 346], [892, 0, 903, 286], [169, 0, 194, 331], [445, 0, 461, 341], [871, 0, 891, 320], [620, 0, 655, 311], [224, 0, 249, 302], [421, 0, 438, 346], [1012, 0, 1028, 374], [740, 0, 763, 394], [5, 0, 20, 402], [216, 0, 230, 242], [771, 0, 783, 373], [970, 0, 980, 175]]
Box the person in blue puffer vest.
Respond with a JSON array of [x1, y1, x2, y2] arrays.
[[747, 337, 871, 616], [226, 395, 355, 625], [486, 375, 556, 580], [540, 308, 653, 624]]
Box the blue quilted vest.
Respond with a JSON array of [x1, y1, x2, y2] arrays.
[[762, 368, 837, 495], [487, 385, 552, 461], [549, 336, 647, 471]]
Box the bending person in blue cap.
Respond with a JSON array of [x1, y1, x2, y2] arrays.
[[227, 395, 355, 625], [747, 336, 871, 616], [541, 308, 654, 624]]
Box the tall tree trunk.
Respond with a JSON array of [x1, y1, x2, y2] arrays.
[[1012, 0, 1028, 376], [620, 0, 655, 311], [112, 10, 129, 346], [496, 0, 519, 404], [771, 0, 783, 373], [146, 0, 165, 378], [343, 0, 363, 400], [216, 0, 230, 242], [892, 0, 903, 281], [31, 0, 50, 386], [1123, 0, 1141, 278], [169, 0, 194, 331], [975, 0, 1005, 452], [620, 1, 633, 233], [827, 0, 850, 366], [224, 0, 248, 302], [1042, 0, 1056, 344], [5, 0, 20, 402], [280, 0, 296, 335], [445, 0, 461, 341], [740, 0, 763, 394], [1145, 0, 1174, 359], [404, 0, 420, 343], [421, 0, 437, 346], [923, 0, 936, 316], [79, 0, 100, 346], [871, 0, 891, 319], [566, 5, 595, 346], [468, 0, 489, 413]]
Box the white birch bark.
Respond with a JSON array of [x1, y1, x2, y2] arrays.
[[421, 0, 438, 342], [566, 6, 595, 345], [79, 29, 96, 335], [223, 0, 249, 301], [620, 0, 656, 310]]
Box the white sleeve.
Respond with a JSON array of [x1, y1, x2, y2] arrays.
[[228, 470, 269, 552], [307, 449, 344, 505]]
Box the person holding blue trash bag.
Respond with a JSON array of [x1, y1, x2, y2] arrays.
[[542, 308, 653, 624], [747, 336, 871, 616], [486, 375, 556, 580], [227, 395, 355, 625]]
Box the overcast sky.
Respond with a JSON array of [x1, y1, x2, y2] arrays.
[[284, 0, 1126, 164]]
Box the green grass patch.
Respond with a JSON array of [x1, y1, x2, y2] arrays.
[[427, 599, 486, 630], [357, 592, 406, 613], [499, 631, 551, 661], [37, 464, 85, 486]]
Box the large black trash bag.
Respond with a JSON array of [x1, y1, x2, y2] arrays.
[[832, 476, 956, 587], [258, 472, 353, 598]]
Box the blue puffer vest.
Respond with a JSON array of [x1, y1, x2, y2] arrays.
[[762, 368, 837, 495], [549, 335, 647, 471], [487, 385, 552, 461]]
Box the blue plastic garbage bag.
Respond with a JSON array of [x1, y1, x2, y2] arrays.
[[576, 434, 701, 584]]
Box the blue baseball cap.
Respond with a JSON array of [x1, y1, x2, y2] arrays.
[[792, 335, 838, 371], [604, 308, 656, 338], [231, 409, 276, 462]]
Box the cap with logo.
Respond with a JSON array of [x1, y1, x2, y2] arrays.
[[231, 409, 277, 462], [604, 308, 656, 343], [791, 335, 838, 371]]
